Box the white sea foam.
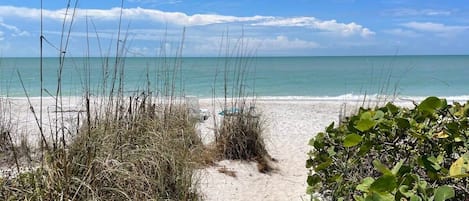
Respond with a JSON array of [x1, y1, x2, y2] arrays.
[[252, 94, 469, 103], [6, 94, 468, 103]]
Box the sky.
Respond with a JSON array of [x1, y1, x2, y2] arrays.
[[0, 0, 468, 57]]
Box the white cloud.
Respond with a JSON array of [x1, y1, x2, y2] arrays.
[[0, 6, 271, 26], [402, 22, 469, 33], [386, 8, 452, 17], [127, 0, 182, 5], [0, 31, 4, 41], [252, 36, 319, 50], [0, 6, 373, 38], [385, 28, 420, 37], [126, 46, 152, 56], [252, 17, 375, 38], [180, 35, 321, 56], [0, 19, 30, 37]]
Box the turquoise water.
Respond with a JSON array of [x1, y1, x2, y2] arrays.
[[1, 56, 468, 99]]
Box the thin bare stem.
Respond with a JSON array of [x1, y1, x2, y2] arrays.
[[17, 70, 49, 150]]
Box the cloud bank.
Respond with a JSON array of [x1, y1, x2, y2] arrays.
[[386, 8, 452, 17], [0, 6, 373, 38], [402, 22, 469, 33]]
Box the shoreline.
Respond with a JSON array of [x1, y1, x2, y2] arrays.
[[2, 94, 469, 101]]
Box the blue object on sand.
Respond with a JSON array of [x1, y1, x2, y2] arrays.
[[218, 107, 239, 116]]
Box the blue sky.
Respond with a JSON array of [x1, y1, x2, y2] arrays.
[[0, 0, 468, 56]]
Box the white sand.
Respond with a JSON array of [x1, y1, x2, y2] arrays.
[[1, 97, 83, 146], [197, 99, 416, 201], [1, 97, 84, 177], [1, 96, 417, 200], [197, 100, 349, 201]]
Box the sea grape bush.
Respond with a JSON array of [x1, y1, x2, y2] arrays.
[[307, 97, 469, 200]]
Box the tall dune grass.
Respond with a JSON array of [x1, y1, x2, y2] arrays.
[[1, 1, 203, 200], [212, 33, 273, 173], [1, 95, 203, 200]]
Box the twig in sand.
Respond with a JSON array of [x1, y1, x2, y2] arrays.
[[218, 166, 237, 178]]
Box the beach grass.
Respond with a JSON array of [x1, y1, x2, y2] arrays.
[[0, 96, 203, 200], [0, 2, 279, 201], [1, 34, 205, 199], [210, 33, 273, 173], [1, 1, 204, 200]]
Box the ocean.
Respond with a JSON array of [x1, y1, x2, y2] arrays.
[[1, 55, 468, 100]]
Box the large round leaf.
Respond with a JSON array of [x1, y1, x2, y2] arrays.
[[355, 118, 376, 132], [343, 133, 363, 147], [449, 154, 469, 178], [369, 175, 396, 193], [418, 96, 442, 115], [434, 185, 455, 201]]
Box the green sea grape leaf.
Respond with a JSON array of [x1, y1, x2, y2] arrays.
[[344, 133, 363, 147], [374, 110, 385, 120], [417, 180, 427, 192], [410, 195, 422, 201], [361, 111, 373, 119], [464, 103, 469, 117], [358, 141, 372, 156], [373, 160, 392, 175], [440, 98, 448, 108], [386, 102, 399, 114], [315, 157, 332, 171], [399, 185, 413, 198], [326, 122, 334, 133], [446, 122, 459, 132], [308, 138, 315, 146], [418, 96, 442, 114], [427, 156, 442, 171], [306, 159, 313, 168], [306, 186, 314, 194], [365, 192, 394, 201], [434, 185, 455, 201], [391, 160, 404, 175], [421, 155, 441, 172], [356, 177, 374, 192], [396, 118, 410, 129], [354, 195, 365, 201], [449, 154, 469, 178], [370, 175, 396, 193], [307, 175, 321, 186], [312, 133, 325, 149], [436, 154, 444, 164], [355, 118, 376, 132]]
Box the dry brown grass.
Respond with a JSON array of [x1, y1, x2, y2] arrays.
[[208, 34, 273, 173], [1, 1, 205, 200], [1, 95, 203, 200], [0, 98, 12, 153], [209, 35, 273, 172], [215, 103, 273, 173], [217, 105, 266, 160]]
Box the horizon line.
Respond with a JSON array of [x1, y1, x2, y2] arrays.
[[2, 54, 468, 58]]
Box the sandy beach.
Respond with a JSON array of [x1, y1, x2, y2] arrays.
[[1, 97, 84, 146], [197, 99, 347, 201], [1, 96, 417, 200]]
